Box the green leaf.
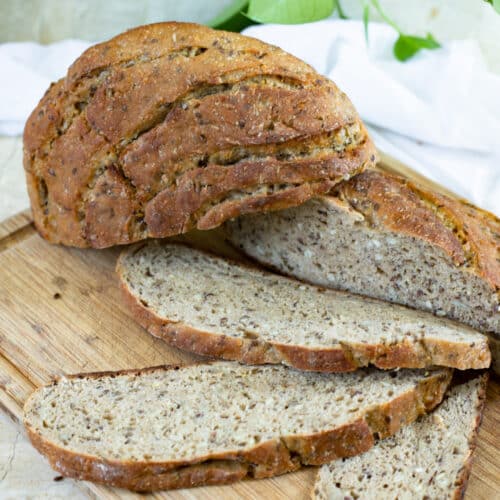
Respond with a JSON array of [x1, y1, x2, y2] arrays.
[[484, 0, 500, 14], [369, 0, 399, 31], [393, 33, 441, 61], [334, 0, 348, 19], [246, 0, 335, 24], [208, 0, 254, 32], [363, 3, 370, 42]]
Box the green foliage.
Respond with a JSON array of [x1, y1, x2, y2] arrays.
[[362, 2, 370, 42], [334, 0, 348, 19], [208, 0, 253, 31], [362, 0, 440, 61], [484, 0, 500, 14], [209, 0, 443, 61], [393, 33, 440, 61], [210, 0, 338, 31], [246, 0, 335, 24]]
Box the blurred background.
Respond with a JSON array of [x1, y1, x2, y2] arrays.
[[1, 0, 499, 70]]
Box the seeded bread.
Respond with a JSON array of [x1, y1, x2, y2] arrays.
[[117, 242, 489, 371], [225, 169, 500, 371], [313, 373, 487, 500], [23, 362, 451, 492], [23, 22, 376, 248]]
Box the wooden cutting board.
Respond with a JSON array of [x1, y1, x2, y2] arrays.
[[0, 155, 498, 500]]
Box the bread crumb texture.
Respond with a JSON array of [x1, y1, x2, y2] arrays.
[[225, 170, 499, 368], [118, 242, 489, 370], [313, 375, 487, 500], [23, 362, 451, 490]]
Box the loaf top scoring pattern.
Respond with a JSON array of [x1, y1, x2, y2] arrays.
[[23, 22, 376, 248]]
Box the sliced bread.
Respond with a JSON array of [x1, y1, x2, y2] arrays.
[[224, 169, 500, 371], [23, 362, 452, 491], [117, 242, 490, 372], [313, 373, 487, 500]]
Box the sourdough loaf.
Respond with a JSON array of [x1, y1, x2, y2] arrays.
[[23, 22, 376, 248], [117, 242, 490, 371], [225, 169, 500, 370], [313, 373, 487, 500], [23, 362, 451, 491]]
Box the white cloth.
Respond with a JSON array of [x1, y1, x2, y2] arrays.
[[0, 40, 91, 135], [243, 20, 500, 215], [0, 21, 499, 214]]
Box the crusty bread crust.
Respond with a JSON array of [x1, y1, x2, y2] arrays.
[[23, 364, 452, 492], [116, 243, 490, 372], [310, 373, 488, 500], [489, 337, 500, 374], [335, 170, 500, 292], [333, 170, 500, 337], [23, 22, 376, 248], [225, 169, 499, 369], [451, 373, 488, 500]]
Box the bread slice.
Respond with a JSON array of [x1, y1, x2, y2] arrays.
[[23, 22, 376, 249], [117, 242, 489, 372], [312, 373, 487, 500], [23, 362, 452, 492], [225, 169, 500, 371]]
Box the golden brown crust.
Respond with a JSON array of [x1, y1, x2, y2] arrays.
[[196, 181, 334, 232], [335, 170, 466, 265], [116, 244, 490, 371], [417, 191, 500, 291], [23, 22, 376, 248], [23, 365, 451, 492], [334, 169, 500, 293]]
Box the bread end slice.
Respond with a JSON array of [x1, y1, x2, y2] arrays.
[[312, 372, 487, 500]]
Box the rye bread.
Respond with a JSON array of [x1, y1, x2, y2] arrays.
[[313, 373, 488, 500], [23, 362, 452, 492], [225, 169, 500, 371], [23, 22, 376, 248], [116, 242, 490, 371]]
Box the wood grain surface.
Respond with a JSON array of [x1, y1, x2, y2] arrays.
[[0, 157, 498, 499]]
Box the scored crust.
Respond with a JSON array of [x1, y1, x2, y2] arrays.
[[23, 21, 376, 248], [116, 243, 490, 372], [23, 364, 452, 492], [334, 169, 500, 293]]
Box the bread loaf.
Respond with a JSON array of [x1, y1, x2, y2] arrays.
[[117, 242, 490, 371], [23, 362, 451, 491], [23, 22, 376, 248], [313, 373, 487, 500], [225, 169, 500, 370]]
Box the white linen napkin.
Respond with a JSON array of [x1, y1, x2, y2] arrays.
[[243, 20, 500, 215], [0, 40, 91, 135], [0, 21, 499, 214]]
